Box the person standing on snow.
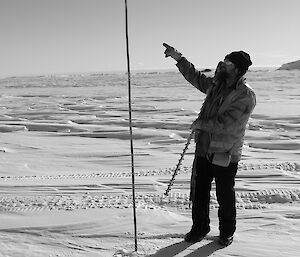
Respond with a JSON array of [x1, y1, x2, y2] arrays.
[[163, 43, 256, 246]]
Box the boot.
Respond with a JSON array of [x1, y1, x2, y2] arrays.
[[184, 227, 210, 243]]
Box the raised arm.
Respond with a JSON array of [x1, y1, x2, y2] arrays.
[[163, 43, 213, 94], [176, 57, 213, 94]]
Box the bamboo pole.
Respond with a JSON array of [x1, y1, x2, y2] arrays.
[[124, 0, 138, 251]]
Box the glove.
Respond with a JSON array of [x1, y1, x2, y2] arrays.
[[163, 43, 182, 61]]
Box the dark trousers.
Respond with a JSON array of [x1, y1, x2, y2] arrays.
[[192, 156, 238, 237]]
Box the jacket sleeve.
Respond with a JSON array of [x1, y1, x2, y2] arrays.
[[176, 57, 213, 94], [200, 89, 256, 136]]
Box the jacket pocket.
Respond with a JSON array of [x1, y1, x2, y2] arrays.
[[212, 152, 231, 167]]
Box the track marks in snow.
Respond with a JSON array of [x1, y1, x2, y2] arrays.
[[0, 161, 299, 213]]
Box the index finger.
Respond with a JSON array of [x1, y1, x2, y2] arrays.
[[163, 43, 172, 49]]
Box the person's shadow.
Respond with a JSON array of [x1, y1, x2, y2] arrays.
[[147, 237, 224, 257]]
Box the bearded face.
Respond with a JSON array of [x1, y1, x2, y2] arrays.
[[214, 61, 229, 82], [213, 60, 238, 84]]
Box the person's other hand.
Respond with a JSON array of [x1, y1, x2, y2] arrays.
[[163, 43, 182, 61]]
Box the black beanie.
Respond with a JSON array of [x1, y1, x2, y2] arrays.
[[225, 51, 252, 74]]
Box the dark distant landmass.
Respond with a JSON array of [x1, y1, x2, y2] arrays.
[[278, 60, 300, 70], [200, 68, 212, 73]]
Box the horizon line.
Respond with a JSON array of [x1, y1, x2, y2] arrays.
[[0, 65, 284, 79]]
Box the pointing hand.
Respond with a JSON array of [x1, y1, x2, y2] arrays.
[[163, 43, 182, 61]]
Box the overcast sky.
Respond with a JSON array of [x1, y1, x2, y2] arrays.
[[0, 0, 299, 77]]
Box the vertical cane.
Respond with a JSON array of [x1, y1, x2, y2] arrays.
[[124, 0, 138, 251]]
